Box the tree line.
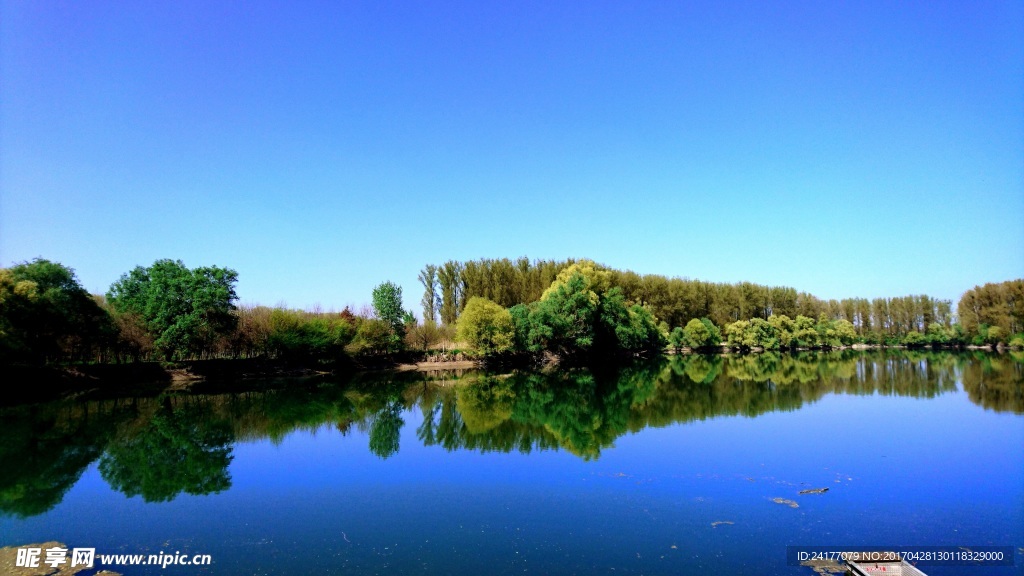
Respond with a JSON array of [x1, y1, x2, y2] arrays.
[[2, 256, 1021, 366], [418, 258, 1023, 354], [0, 258, 419, 365]]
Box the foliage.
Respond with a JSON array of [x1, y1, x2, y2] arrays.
[[372, 280, 403, 334], [418, 265, 440, 324], [0, 268, 40, 362], [682, 318, 719, 349], [519, 266, 665, 358], [792, 315, 819, 347], [615, 301, 664, 352], [832, 319, 858, 345], [456, 297, 515, 355], [421, 257, 960, 343], [540, 260, 612, 301], [104, 305, 155, 362], [723, 320, 749, 349], [926, 322, 951, 345], [406, 319, 446, 351], [347, 318, 396, 355], [700, 318, 722, 346], [9, 254, 1020, 366], [527, 271, 600, 355], [768, 314, 795, 347], [107, 259, 238, 360], [668, 326, 686, 353], [371, 281, 407, 346], [958, 280, 1023, 342], [266, 309, 354, 363], [902, 330, 926, 347], [437, 261, 464, 326], [508, 303, 534, 352], [1, 259, 113, 364], [724, 318, 780, 350]]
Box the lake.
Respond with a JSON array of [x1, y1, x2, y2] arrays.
[[2, 350, 1022, 575]]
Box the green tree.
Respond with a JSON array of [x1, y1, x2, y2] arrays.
[[107, 260, 238, 360], [723, 320, 749, 349], [528, 271, 599, 355], [926, 322, 950, 345], [265, 309, 354, 363], [749, 317, 780, 349], [618, 303, 664, 351], [418, 265, 440, 324], [668, 326, 686, 353], [456, 297, 515, 355], [683, 318, 718, 349], [793, 315, 819, 347], [520, 263, 665, 357], [371, 281, 406, 351], [438, 261, 463, 326], [768, 314, 795, 347], [600, 288, 663, 352], [902, 330, 926, 347], [0, 269, 39, 362], [347, 318, 395, 355], [508, 303, 535, 352], [833, 319, 858, 345], [701, 318, 722, 346], [540, 260, 612, 301], [2, 259, 113, 363]]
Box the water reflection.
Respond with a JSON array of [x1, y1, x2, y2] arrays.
[[0, 350, 1019, 517], [961, 351, 1024, 413], [367, 398, 404, 459], [97, 398, 234, 502], [0, 402, 118, 517]]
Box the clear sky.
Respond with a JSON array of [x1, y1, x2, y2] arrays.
[[2, 1, 1022, 313]]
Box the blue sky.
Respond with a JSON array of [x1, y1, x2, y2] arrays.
[[2, 1, 1022, 313]]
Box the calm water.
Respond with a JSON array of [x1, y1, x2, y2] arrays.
[[1, 351, 1022, 575]]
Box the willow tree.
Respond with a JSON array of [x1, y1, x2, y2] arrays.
[[456, 297, 515, 355], [520, 261, 662, 357]]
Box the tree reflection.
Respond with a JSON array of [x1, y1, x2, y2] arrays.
[[412, 351, 986, 458], [1, 350, 1018, 516], [98, 398, 234, 502], [0, 403, 124, 517], [368, 399, 404, 459], [961, 353, 1024, 413]]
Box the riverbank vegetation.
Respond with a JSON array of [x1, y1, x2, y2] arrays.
[[419, 258, 1023, 356], [1, 256, 1021, 369]]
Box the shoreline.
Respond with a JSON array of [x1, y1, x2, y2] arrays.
[[1, 345, 1015, 406]]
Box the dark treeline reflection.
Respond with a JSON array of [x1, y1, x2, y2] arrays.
[[1, 351, 1019, 517]]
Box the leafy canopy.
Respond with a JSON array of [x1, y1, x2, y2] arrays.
[[371, 281, 407, 352], [1, 259, 111, 363], [107, 259, 238, 360], [456, 297, 515, 355]]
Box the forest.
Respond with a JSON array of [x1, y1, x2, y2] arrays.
[[0, 256, 1021, 366]]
